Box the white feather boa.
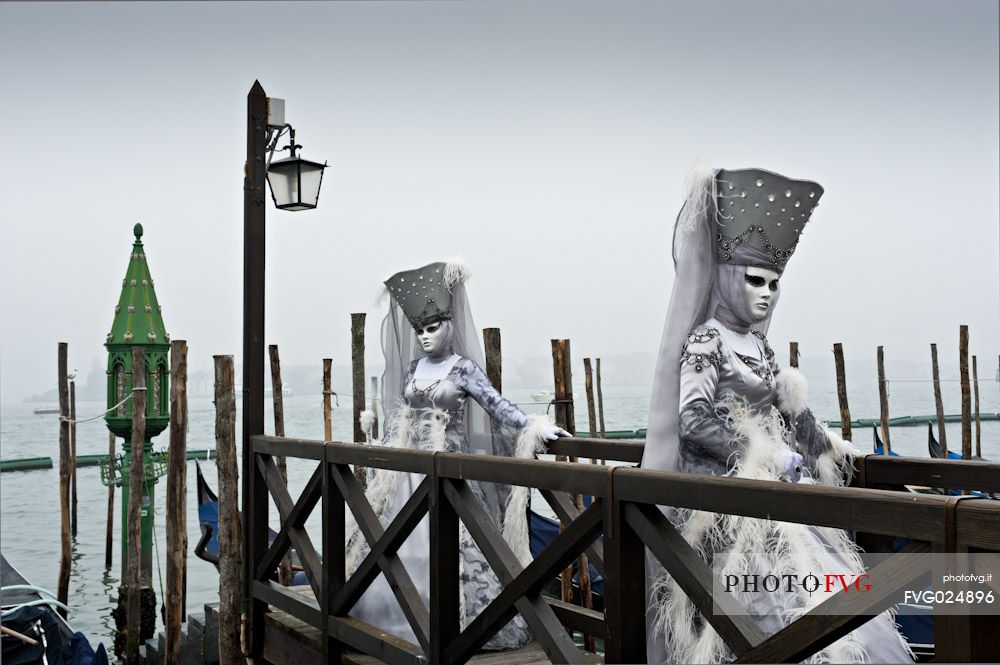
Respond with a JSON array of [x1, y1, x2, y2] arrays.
[[649, 403, 912, 664], [501, 415, 553, 566], [776, 368, 859, 486]]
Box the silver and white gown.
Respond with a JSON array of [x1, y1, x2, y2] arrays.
[[651, 317, 913, 663], [348, 356, 533, 650]]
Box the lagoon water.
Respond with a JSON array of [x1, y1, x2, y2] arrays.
[[2, 377, 997, 650]]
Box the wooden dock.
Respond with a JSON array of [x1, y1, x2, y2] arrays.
[[235, 433, 1000, 664]]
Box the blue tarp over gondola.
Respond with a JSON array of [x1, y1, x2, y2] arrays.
[[1, 554, 109, 665]]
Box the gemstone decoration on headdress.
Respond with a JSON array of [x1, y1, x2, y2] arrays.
[[714, 168, 824, 270], [384, 262, 454, 328]]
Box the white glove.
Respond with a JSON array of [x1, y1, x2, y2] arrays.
[[541, 424, 572, 442], [775, 448, 804, 483]]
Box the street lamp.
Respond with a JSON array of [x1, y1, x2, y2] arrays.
[[266, 125, 327, 211], [242, 81, 327, 658]]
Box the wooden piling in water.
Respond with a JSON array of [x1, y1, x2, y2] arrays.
[[595, 358, 606, 440], [973, 355, 981, 458], [56, 343, 71, 619], [579, 356, 597, 650], [877, 346, 891, 455], [931, 343, 948, 455], [105, 431, 116, 569], [70, 379, 77, 537], [370, 376, 380, 440], [214, 355, 241, 665], [551, 339, 585, 624], [165, 340, 188, 662], [126, 347, 146, 664], [268, 345, 293, 586], [790, 341, 799, 368], [584, 358, 597, 440], [351, 314, 366, 443], [832, 343, 851, 441], [959, 326, 972, 460], [351, 314, 367, 485], [483, 327, 502, 392], [322, 358, 333, 441], [268, 344, 288, 473]]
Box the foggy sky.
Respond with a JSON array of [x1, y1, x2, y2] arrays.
[[1, 0, 998, 404]]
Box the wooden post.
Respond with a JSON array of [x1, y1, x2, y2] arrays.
[[322, 358, 333, 441], [56, 343, 71, 619], [596, 358, 606, 440], [322, 444, 346, 664], [165, 341, 188, 663], [351, 314, 367, 485], [70, 379, 77, 537], [579, 357, 597, 649], [931, 343, 948, 455], [959, 326, 972, 460], [789, 341, 799, 368], [550, 339, 577, 613], [973, 355, 981, 458], [551, 339, 576, 435], [242, 82, 269, 659], [832, 343, 851, 441], [351, 314, 366, 443], [483, 327, 502, 392], [126, 347, 147, 664], [429, 468, 460, 664], [584, 358, 598, 440], [877, 346, 891, 455], [369, 376, 380, 440], [268, 345, 293, 586], [214, 355, 241, 665], [105, 431, 116, 569], [604, 499, 646, 663]]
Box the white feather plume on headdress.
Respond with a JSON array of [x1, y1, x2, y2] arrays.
[[443, 257, 471, 290]]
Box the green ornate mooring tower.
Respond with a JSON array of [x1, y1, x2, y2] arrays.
[[103, 223, 170, 648]]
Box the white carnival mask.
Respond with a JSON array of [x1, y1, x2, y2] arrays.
[[415, 320, 452, 358], [743, 266, 780, 323]]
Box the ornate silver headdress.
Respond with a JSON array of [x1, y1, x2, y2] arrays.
[[714, 168, 824, 270], [384, 260, 470, 328]]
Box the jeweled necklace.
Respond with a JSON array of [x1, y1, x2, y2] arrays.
[[411, 379, 441, 399]]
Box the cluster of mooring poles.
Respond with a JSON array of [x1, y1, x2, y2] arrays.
[[796, 324, 986, 462]]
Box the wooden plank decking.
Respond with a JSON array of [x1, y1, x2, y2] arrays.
[[261, 585, 589, 665], [263, 605, 557, 665]]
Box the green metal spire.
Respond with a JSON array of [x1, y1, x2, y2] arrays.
[[104, 223, 170, 440], [106, 224, 169, 346]]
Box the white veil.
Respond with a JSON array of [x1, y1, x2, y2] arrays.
[[642, 167, 779, 474], [379, 273, 516, 517]]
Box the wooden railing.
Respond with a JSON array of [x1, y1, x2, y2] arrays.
[[245, 435, 1000, 664]]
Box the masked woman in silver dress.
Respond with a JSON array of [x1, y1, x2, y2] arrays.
[[642, 168, 913, 663], [348, 259, 568, 650]]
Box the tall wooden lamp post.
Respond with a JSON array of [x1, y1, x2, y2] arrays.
[[242, 80, 328, 656]]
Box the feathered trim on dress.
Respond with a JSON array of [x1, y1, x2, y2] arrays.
[[649, 396, 912, 664], [501, 414, 554, 566], [360, 409, 376, 442], [776, 368, 859, 486], [776, 368, 809, 419], [346, 405, 421, 576], [347, 406, 545, 571]]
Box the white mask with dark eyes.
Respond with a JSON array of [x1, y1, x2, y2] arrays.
[[743, 266, 780, 323], [414, 320, 452, 358]]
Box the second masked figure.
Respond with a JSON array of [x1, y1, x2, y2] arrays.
[[347, 259, 569, 650]]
